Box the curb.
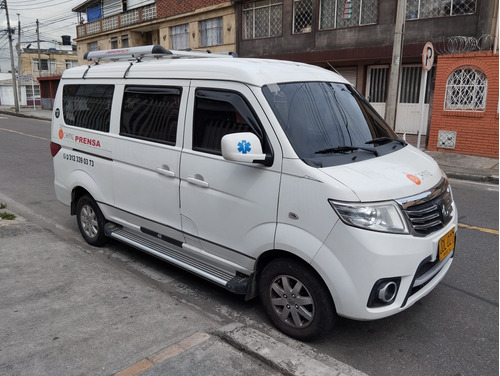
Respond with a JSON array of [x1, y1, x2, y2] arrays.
[[0, 109, 51, 122], [214, 323, 369, 376], [446, 172, 499, 184]]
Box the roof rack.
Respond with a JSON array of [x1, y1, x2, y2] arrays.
[[84, 44, 238, 62]]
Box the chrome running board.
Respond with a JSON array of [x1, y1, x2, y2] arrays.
[[104, 223, 250, 295]]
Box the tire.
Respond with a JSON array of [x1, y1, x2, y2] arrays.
[[259, 258, 337, 341], [76, 194, 107, 246]]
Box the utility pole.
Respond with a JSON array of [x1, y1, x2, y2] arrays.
[[384, 0, 407, 130], [37, 19, 42, 78], [1, 0, 20, 112], [17, 13, 22, 109]]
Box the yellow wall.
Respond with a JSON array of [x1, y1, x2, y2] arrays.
[[20, 52, 78, 78]]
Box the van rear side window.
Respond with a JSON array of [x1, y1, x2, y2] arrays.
[[62, 85, 114, 132], [120, 86, 182, 145]]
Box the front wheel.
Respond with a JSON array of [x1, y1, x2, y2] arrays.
[[76, 194, 107, 246], [259, 258, 337, 341]]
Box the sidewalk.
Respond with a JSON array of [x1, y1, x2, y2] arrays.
[[2, 105, 497, 184], [0, 211, 367, 376]]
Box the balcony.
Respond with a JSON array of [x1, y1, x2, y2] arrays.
[[76, 3, 157, 39]]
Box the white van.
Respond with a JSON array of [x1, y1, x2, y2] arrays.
[[50, 45, 457, 340]]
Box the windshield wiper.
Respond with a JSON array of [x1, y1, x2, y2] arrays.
[[365, 137, 407, 146], [315, 145, 379, 157]]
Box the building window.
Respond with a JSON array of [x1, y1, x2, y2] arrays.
[[111, 37, 118, 49], [88, 41, 98, 52], [32, 59, 55, 72], [40, 59, 49, 71], [199, 17, 223, 47], [406, 0, 476, 19], [65, 60, 78, 69], [121, 35, 129, 48], [320, 0, 378, 30], [293, 0, 312, 33], [445, 67, 487, 111], [242, 0, 283, 40], [32, 59, 41, 71], [171, 24, 189, 50], [26, 84, 40, 102]]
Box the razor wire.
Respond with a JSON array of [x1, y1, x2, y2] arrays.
[[434, 35, 495, 55]]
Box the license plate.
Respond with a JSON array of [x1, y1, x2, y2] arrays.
[[438, 228, 455, 261]]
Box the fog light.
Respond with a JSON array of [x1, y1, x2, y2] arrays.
[[368, 278, 401, 308], [378, 281, 398, 303]]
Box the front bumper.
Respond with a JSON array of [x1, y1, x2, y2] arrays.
[[311, 212, 457, 321]]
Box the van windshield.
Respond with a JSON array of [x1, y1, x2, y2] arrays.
[[262, 82, 406, 167]]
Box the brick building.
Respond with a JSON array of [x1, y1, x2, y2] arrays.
[[427, 51, 499, 158]]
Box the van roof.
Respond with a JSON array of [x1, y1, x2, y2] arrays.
[[61, 57, 349, 87]]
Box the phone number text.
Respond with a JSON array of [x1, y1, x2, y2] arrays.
[[63, 153, 95, 167]]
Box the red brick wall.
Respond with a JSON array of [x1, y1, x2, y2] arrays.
[[157, 0, 229, 19], [427, 51, 499, 158]]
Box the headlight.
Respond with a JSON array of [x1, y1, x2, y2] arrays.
[[329, 200, 409, 234]]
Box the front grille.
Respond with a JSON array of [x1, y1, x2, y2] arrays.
[[398, 179, 454, 236]]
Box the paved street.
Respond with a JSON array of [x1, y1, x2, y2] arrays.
[[0, 113, 498, 375]]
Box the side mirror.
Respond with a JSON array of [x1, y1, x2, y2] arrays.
[[221, 133, 266, 163]]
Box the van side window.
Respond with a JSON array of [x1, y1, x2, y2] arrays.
[[193, 89, 261, 155], [120, 86, 181, 145], [62, 85, 114, 132]]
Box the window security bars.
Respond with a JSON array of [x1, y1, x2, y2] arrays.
[[293, 0, 313, 33], [242, 0, 283, 39], [406, 0, 476, 19], [320, 0, 378, 30], [445, 67, 487, 111], [367, 66, 388, 103]]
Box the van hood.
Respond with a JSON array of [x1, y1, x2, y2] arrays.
[[319, 146, 444, 202]]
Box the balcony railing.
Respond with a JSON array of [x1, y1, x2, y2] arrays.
[[76, 4, 157, 38]]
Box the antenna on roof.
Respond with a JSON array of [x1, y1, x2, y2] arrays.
[[83, 44, 238, 62]]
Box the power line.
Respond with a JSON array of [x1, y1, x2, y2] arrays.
[[10, 0, 76, 11]]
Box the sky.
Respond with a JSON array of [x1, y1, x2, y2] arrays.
[[0, 0, 84, 72]]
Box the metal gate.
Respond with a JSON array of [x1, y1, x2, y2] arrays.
[[366, 64, 432, 135]]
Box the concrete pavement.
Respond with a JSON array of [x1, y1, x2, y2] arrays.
[[0, 211, 366, 376], [1, 105, 498, 184]]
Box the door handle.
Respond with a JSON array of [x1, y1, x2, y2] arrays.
[[187, 176, 209, 188], [156, 166, 175, 177]]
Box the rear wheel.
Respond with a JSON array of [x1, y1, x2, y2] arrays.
[[259, 258, 337, 341], [76, 194, 107, 246]]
